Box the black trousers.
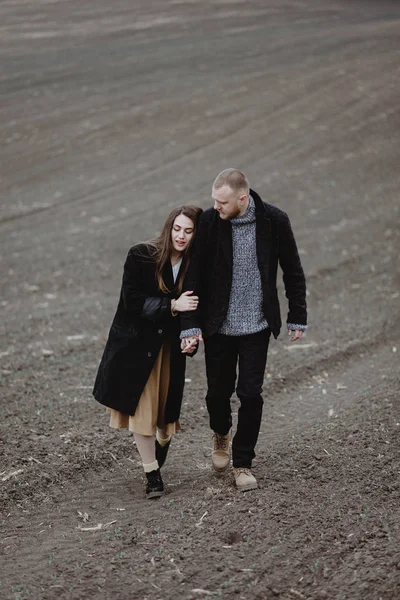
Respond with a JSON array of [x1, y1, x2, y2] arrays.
[[204, 328, 271, 468]]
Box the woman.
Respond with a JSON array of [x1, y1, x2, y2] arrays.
[[93, 205, 203, 498]]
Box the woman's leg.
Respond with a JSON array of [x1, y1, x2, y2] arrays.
[[155, 344, 175, 467], [155, 430, 172, 470], [156, 428, 172, 444], [134, 432, 163, 498], [133, 432, 158, 472]]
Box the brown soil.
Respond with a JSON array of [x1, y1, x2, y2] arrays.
[[1, 1, 399, 599]]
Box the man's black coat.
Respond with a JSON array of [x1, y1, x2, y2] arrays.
[[180, 189, 307, 339], [93, 244, 187, 420]]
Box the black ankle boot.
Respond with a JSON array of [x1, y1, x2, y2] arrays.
[[155, 438, 171, 469], [145, 468, 164, 499]]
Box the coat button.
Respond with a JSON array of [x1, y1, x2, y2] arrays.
[[158, 329, 162, 334], [147, 352, 152, 357]]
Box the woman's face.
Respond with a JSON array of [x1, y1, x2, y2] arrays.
[[171, 214, 195, 254]]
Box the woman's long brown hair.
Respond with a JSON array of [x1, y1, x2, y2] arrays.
[[146, 205, 203, 296]]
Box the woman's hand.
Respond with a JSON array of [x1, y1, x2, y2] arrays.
[[174, 291, 199, 312], [181, 333, 202, 354]]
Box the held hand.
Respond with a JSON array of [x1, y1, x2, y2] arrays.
[[181, 336, 198, 354], [174, 291, 199, 313], [288, 329, 304, 342], [181, 334, 202, 354], [184, 343, 197, 355]]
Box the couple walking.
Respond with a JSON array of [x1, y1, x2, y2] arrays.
[[93, 169, 307, 498]]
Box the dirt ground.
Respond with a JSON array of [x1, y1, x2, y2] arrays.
[[1, 1, 400, 598]]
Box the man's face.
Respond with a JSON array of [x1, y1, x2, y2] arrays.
[[212, 184, 247, 220]]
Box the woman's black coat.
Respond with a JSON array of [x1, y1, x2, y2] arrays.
[[93, 244, 187, 421]]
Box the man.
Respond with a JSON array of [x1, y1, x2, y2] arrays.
[[180, 169, 307, 491]]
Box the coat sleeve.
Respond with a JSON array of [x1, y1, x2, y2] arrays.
[[180, 212, 210, 335], [122, 250, 172, 322], [278, 213, 307, 327]]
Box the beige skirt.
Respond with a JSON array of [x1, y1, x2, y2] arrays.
[[107, 343, 180, 436]]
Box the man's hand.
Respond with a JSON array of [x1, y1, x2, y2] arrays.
[[288, 329, 304, 342], [181, 333, 203, 354]]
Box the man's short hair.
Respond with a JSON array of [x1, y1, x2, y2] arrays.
[[212, 168, 249, 195]]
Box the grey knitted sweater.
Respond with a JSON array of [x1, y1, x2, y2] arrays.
[[218, 195, 268, 336]]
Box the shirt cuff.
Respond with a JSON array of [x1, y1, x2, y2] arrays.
[[287, 323, 308, 331], [180, 328, 202, 339]]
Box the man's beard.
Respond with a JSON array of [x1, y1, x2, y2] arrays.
[[225, 206, 242, 220]]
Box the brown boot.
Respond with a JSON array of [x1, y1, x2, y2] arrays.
[[211, 430, 231, 472], [233, 467, 258, 491]]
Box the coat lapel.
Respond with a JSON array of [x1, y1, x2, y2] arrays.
[[219, 218, 233, 269], [252, 190, 271, 280], [256, 215, 271, 278]]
